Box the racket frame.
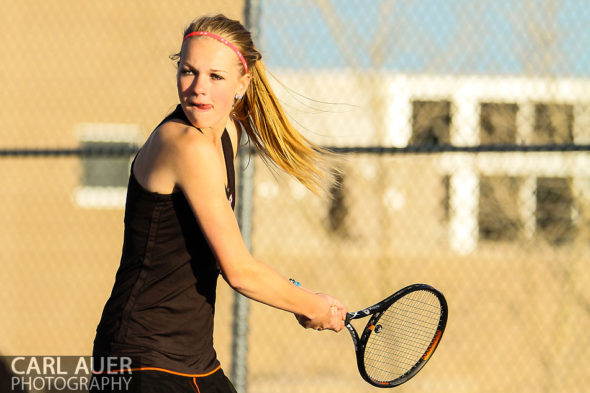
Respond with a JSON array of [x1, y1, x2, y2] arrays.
[[345, 283, 448, 388]]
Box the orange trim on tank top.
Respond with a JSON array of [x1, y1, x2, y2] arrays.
[[93, 364, 221, 378], [192, 377, 201, 393]]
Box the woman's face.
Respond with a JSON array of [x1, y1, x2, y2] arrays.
[[177, 37, 249, 134]]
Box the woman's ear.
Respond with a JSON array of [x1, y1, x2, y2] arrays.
[[238, 73, 252, 96]]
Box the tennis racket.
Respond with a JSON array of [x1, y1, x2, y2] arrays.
[[345, 283, 448, 388]]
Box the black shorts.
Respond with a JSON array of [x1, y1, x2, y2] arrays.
[[89, 368, 237, 393]]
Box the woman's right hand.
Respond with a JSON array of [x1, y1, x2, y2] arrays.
[[295, 293, 347, 332]]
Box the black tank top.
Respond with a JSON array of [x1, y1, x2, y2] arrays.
[[93, 105, 236, 375]]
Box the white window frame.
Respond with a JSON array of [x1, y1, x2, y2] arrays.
[[74, 123, 140, 209]]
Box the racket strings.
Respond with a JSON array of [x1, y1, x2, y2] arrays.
[[363, 290, 442, 383]]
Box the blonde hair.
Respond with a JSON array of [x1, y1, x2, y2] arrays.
[[172, 14, 335, 195]]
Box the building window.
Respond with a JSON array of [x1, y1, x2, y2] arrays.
[[480, 103, 518, 144], [533, 103, 574, 143], [410, 100, 451, 145], [75, 123, 139, 209], [477, 103, 522, 241], [81, 141, 135, 188], [532, 103, 576, 243], [479, 176, 522, 241], [536, 177, 575, 245]]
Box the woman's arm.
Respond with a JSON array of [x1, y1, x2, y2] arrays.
[[170, 127, 346, 332]]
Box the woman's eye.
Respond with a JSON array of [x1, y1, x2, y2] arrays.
[[181, 69, 193, 75], [211, 73, 224, 80]]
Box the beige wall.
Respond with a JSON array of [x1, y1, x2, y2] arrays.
[[0, 0, 244, 147]]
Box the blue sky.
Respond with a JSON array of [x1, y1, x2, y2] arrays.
[[259, 0, 590, 76]]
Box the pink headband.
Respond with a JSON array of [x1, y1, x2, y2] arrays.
[[183, 31, 248, 73]]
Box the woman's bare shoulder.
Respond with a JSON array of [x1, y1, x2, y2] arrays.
[[154, 120, 216, 158], [159, 122, 223, 177], [134, 121, 214, 194], [155, 123, 228, 200], [156, 119, 202, 143]]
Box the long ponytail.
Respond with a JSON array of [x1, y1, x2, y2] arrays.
[[233, 60, 334, 195], [176, 14, 336, 196]]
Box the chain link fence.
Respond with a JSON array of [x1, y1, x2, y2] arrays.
[[2, 1, 589, 393]]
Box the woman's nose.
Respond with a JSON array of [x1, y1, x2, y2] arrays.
[[193, 75, 208, 95]]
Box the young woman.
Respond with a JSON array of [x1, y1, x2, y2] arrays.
[[91, 14, 346, 393]]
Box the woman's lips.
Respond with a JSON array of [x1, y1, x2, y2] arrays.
[[192, 103, 212, 111]]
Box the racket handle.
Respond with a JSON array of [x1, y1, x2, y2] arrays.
[[345, 313, 353, 325]]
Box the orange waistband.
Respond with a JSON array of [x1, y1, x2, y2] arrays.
[[92, 364, 221, 378]]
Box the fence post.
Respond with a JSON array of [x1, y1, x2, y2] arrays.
[[230, 5, 260, 391], [231, 4, 259, 391], [231, 130, 255, 392]]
